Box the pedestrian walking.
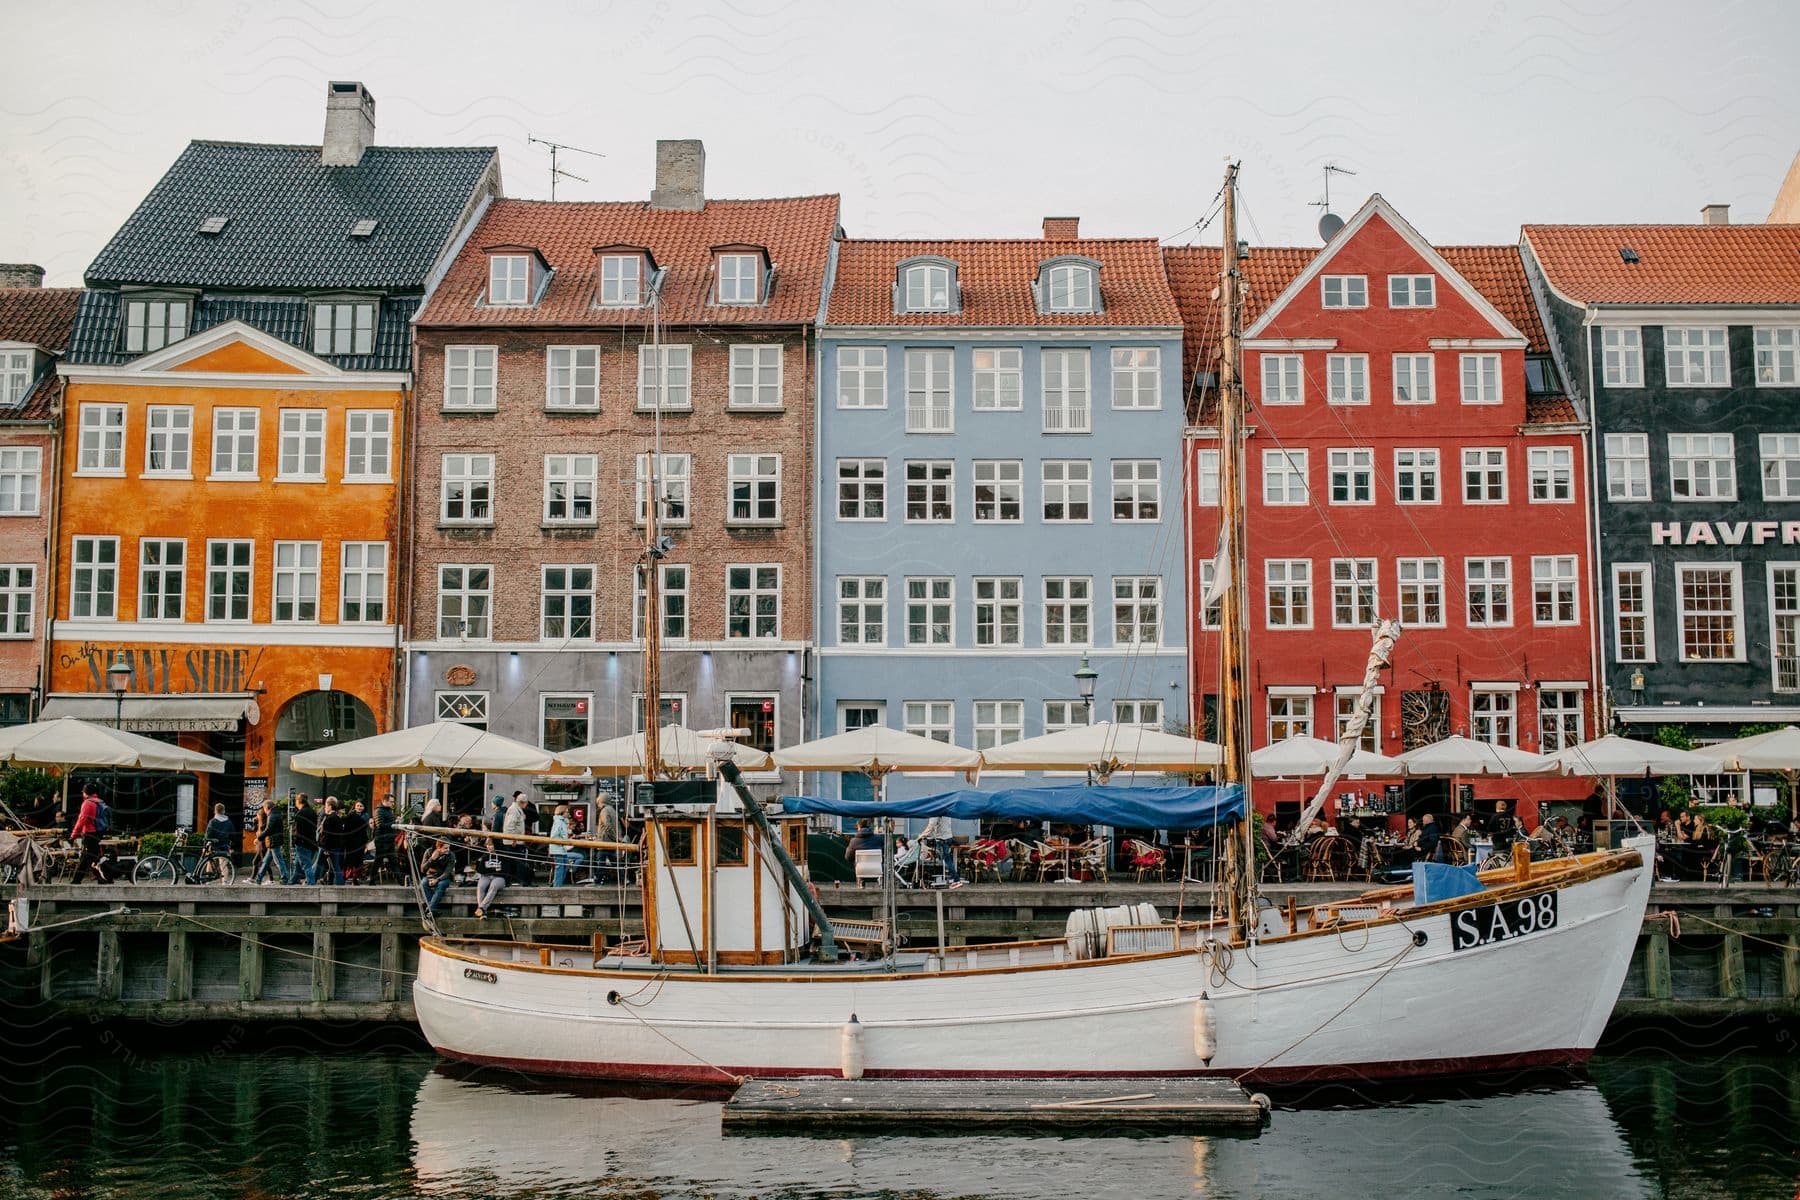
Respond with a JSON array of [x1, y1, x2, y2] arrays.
[[204, 804, 238, 860], [550, 805, 582, 886], [503, 791, 529, 885], [319, 797, 353, 885], [292, 795, 320, 884], [251, 796, 289, 885], [70, 782, 113, 884]]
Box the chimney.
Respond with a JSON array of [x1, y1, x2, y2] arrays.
[[0, 264, 44, 289], [1700, 203, 1730, 226], [1043, 216, 1080, 240], [322, 81, 377, 167], [650, 139, 705, 211]]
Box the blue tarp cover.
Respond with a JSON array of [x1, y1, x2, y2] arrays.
[[779, 784, 1245, 829], [1412, 860, 1485, 906]]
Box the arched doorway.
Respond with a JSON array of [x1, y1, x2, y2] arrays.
[[275, 690, 378, 806]]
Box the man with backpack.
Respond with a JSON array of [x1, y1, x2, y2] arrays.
[[70, 781, 113, 884]]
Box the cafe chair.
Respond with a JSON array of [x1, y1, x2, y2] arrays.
[[1127, 839, 1167, 882], [1034, 841, 1071, 883], [1072, 838, 1109, 883], [1304, 836, 1354, 882], [853, 849, 883, 889]]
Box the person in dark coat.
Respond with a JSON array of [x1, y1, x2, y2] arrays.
[[319, 798, 353, 885], [1416, 813, 1442, 864], [291, 796, 319, 884]]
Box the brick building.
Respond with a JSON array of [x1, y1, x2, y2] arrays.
[[405, 140, 839, 808]]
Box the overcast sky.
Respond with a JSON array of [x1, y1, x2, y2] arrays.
[[6, 0, 1797, 286]]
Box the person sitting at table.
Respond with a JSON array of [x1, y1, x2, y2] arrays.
[[1416, 813, 1442, 863], [846, 819, 884, 857], [1656, 809, 1676, 838], [1401, 817, 1421, 851], [1259, 814, 1280, 856], [1451, 813, 1477, 857], [1675, 809, 1699, 843]]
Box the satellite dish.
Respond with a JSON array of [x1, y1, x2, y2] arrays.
[[1318, 212, 1345, 242]]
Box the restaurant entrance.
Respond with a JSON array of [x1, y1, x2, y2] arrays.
[[275, 691, 378, 805]]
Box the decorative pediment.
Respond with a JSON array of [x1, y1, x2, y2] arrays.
[[127, 321, 344, 377]]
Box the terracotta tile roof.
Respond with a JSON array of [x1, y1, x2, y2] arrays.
[[416, 195, 841, 328], [1436, 245, 1552, 350], [0, 287, 81, 352], [1521, 224, 1800, 305], [825, 238, 1180, 327], [1525, 396, 1579, 424]]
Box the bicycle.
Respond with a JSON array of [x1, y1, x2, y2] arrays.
[[133, 832, 236, 885]]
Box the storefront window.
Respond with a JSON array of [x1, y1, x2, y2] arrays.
[[541, 693, 590, 754]]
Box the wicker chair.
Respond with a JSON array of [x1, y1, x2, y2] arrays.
[[1127, 838, 1168, 882], [1071, 838, 1109, 883], [1304, 836, 1354, 882]]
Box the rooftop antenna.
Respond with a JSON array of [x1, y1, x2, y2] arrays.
[[1310, 162, 1357, 242], [528, 135, 604, 200]]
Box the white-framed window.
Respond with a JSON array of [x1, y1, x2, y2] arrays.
[[1395, 448, 1439, 504], [123, 296, 188, 353], [1602, 327, 1643, 387], [631, 691, 689, 733], [1770, 564, 1800, 691], [903, 699, 955, 744], [205, 540, 251, 622], [1335, 692, 1380, 752], [1664, 327, 1729, 387], [436, 691, 490, 724], [543, 454, 597, 524], [1470, 687, 1516, 746], [344, 410, 391, 481], [837, 346, 887, 408], [1327, 448, 1374, 505], [0, 447, 40, 515], [1397, 558, 1444, 627], [1042, 460, 1091, 522], [716, 253, 761, 305], [1613, 564, 1653, 664], [1460, 353, 1501, 404], [277, 409, 325, 481], [272, 541, 320, 623], [540, 693, 592, 755], [1466, 557, 1512, 627], [973, 460, 1023, 523], [637, 344, 692, 410], [1111, 459, 1161, 521], [633, 563, 689, 641], [1605, 433, 1650, 502], [838, 701, 885, 735], [1393, 353, 1434, 404], [1532, 555, 1579, 625], [1761, 434, 1800, 500], [0, 565, 32, 637], [973, 700, 1025, 752], [539, 565, 595, 641], [1114, 699, 1163, 729], [1265, 559, 1312, 628], [340, 542, 387, 624], [1045, 263, 1096, 312], [545, 346, 600, 410], [1388, 275, 1435, 308], [1260, 354, 1302, 405], [1112, 576, 1161, 645], [1321, 275, 1367, 309], [904, 576, 954, 647], [973, 348, 1024, 411], [1043, 576, 1092, 646], [727, 453, 782, 524], [444, 346, 497, 410], [1754, 327, 1799, 386], [902, 263, 952, 313], [634, 453, 691, 526], [1195, 449, 1220, 506], [1538, 688, 1584, 752], [1263, 448, 1308, 505], [1268, 690, 1313, 741], [973, 576, 1023, 646], [1676, 563, 1743, 661], [726, 564, 781, 640], [441, 453, 494, 524], [77, 404, 125, 475], [0, 350, 28, 407], [210, 409, 258, 479], [71, 536, 118, 619], [1197, 560, 1222, 630], [1327, 354, 1369, 404], [1045, 699, 1094, 734], [598, 254, 643, 307], [905, 348, 953, 433], [1330, 558, 1378, 627], [1669, 433, 1736, 501], [1042, 348, 1092, 433], [311, 299, 376, 356], [1462, 447, 1507, 503], [837, 576, 886, 646], [1528, 446, 1574, 503], [1111, 347, 1160, 409], [904, 460, 953, 522], [836, 458, 886, 521], [438, 564, 492, 640], [137, 538, 185, 621], [143, 406, 192, 475], [729, 344, 782, 408], [487, 255, 531, 306]]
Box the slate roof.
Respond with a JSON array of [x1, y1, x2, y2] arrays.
[[0, 287, 82, 420], [67, 289, 419, 371], [1521, 224, 1800, 306], [416, 196, 841, 328], [826, 238, 1180, 327], [85, 141, 498, 290]]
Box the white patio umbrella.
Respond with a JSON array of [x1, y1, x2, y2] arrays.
[[1547, 734, 1724, 825], [1250, 735, 1403, 779], [1395, 735, 1558, 778], [289, 720, 556, 778], [772, 725, 981, 779], [556, 724, 774, 776], [977, 721, 1221, 780], [1705, 725, 1800, 819], [0, 716, 225, 822]]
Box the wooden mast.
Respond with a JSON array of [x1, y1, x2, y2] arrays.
[[642, 296, 663, 782], [1216, 163, 1257, 944]]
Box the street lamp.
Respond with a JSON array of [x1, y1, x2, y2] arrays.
[[1073, 655, 1098, 720], [107, 651, 132, 814]]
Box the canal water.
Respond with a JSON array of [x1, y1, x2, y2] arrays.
[[0, 1039, 1792, 1199]]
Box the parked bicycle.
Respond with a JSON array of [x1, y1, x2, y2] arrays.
[[133, 832, 235, 885]]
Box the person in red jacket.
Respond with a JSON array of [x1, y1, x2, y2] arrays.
[[70, 782, 112, 884]]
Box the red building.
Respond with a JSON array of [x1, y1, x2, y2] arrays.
[[1172, 196, 1595, 827]]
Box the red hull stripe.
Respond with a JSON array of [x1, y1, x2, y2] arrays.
[[431, 1045, 1593, 1086]]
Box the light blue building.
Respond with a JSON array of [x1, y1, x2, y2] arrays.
[[816, 220, 1190, 804]]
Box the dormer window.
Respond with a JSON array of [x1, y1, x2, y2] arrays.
[[600, 255, 643, 306], [0, 348, 33, 406], [899, 260, 955, 313], [717, 254, 760, 304], [1046, 263, 1095, 312], [488, 255, 530, 305], [310, 297, 378, 356], [122, 294, 190, 354]]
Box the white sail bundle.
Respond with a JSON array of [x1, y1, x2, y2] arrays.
[[1282, 619, 1401, 847]]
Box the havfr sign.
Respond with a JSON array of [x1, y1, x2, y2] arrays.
[[1650, 521, 1800, 547]]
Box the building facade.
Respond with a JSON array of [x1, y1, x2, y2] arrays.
[[52, 82, 498, 825], [1176, 197, 1595, 825], [404, 141, 839, 808], [817, 220, 1189, 802], [1523, 217, 1800, 784]]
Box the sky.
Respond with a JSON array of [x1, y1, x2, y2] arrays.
[[5, 0, 1798, 286]]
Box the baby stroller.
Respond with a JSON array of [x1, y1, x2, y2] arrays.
[[893, 837, 952, 889]]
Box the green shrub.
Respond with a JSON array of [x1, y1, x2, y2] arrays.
[[136, 832, 176, 858]]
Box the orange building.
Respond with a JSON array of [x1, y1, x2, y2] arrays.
[[48, 83, 498, 829]]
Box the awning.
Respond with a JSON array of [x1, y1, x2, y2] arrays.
[[780, 784, 1246, 830], [1616, 705, 1800, 724], [40, 693, 260, 733]]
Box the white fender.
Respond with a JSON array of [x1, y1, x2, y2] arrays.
[[1193, 992, 1217, 1063], [840, 1014, 865, 1080]]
